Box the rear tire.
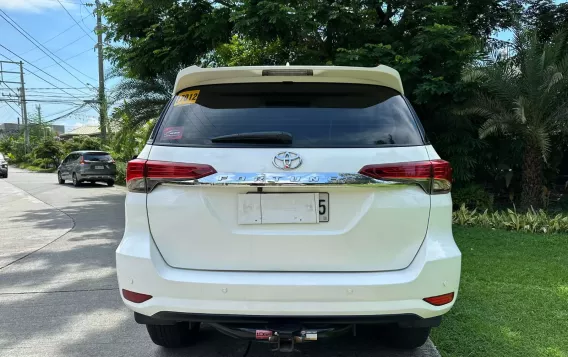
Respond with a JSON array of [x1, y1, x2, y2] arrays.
[[72, 173, 81, 187], [146, 322, 200, 348], [107, 180, 115, 187], [381, 326, 431, 349], [58, 172, 65, 184]]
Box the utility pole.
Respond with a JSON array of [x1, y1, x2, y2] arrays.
[[95, 0, 107, 143], [0, 60, 26, 143], [19, 61, 29, 150]]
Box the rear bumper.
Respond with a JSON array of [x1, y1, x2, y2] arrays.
[[134, 311, 442, 328], [77, 173, 115, 181], [116, 193, 461, 320]]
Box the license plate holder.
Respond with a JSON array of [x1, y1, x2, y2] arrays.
[[95, 165, 104, 169]]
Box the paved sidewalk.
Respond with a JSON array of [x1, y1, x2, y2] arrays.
[[0, 178, 73, 269]]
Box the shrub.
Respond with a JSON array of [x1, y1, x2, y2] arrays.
[[31, 158, 55, 169], [63, 136, 102, 153], [453, 204, 568, 234], [115, 161, 126, 185], [452, 184, 493, 210], [33, 138, 64, 167]]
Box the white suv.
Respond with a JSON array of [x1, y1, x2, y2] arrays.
[[117, 65, 461, 351]]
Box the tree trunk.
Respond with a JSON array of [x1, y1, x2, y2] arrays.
[[520, 144, 543, 210]]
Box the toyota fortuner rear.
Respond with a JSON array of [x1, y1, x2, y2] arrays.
[[116, 65, 461, 351]]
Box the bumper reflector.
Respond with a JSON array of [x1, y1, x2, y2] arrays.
[[122, 289, 153, 303], [423, 292, 454, 306]]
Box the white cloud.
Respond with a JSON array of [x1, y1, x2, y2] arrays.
[[0, 0, 76, 13]]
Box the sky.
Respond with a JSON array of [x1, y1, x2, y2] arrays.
[[0, 0, 106, 132]]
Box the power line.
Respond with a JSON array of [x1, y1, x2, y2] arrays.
[[25, 87, 92, 90], [36, 48, 94, 71], [18, 14, 93, 57], [25, 94, 93, 99], [30, 34, 90, 64], [44, 104, 88, 123], [56, 0, 96, 42], [43, 105, 82, 119], [0, 10, 97, 86], [0, 46, 98, 108], [1, 99, 90, 104], [1, 100, 20, 115]]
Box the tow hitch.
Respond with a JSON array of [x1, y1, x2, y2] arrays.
[[210, 323, 353, 352]]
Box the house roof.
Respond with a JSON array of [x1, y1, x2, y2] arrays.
[[60, 125, 100, 137], [173, 65, 404, 95]]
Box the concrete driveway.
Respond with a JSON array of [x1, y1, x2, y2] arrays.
[[0, 167, 440, 357]]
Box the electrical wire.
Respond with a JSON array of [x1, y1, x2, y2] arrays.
[[1, 100, 20, 115], [25, 87, 92, 90], [30, 34, 90, 64], [43, 105, 82, 119], [0, 44, 97, 106], [56, 0, 96, 42], [17, 14, 93, 57], [36, 48, 94, 71], [0, 10, 97, 85], [44, 104, 88, 123], [1, 99, 90, 104]]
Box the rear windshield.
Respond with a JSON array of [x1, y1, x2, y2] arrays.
[[83, 153, 113, 162], [154, 83, 424, 148]]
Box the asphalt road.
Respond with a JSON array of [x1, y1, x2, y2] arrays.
[[0, 167, 441, 357]]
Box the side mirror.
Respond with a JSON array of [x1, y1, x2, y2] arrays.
[[131, 155, 138, 160]]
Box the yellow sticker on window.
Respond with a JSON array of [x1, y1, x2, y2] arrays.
[[174, 90, 200, 106]]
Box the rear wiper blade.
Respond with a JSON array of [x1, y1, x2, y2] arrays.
[[210, 131, 292, 144]]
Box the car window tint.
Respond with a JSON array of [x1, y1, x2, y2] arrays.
[[83, 153, 113, 162], [154, 83, 424, 148]]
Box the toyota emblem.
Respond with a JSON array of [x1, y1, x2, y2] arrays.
[[273, 151, 302, 170]]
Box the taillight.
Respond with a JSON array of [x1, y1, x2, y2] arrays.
[[358, 160, 452, 194], [126, 159, 147, 192], [126, 159, 217, 193]]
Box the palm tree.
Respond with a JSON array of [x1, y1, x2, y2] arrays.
[[108, 68, 178, 130], [461, 28, 568, 208]]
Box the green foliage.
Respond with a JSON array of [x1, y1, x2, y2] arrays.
[[32, 138, 64, 168], [453, 204, 568, 234], [101, 0, 231, 79], [453, 184, 494, 209], [214, 35, 290, 66], [62, 136, 102, 154], [460, 28, 568, 207], [115, 161, 126, 186], [0, 136, 27, 163]]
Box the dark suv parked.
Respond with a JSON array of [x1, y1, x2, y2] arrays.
[[58, 151, 116, 187]]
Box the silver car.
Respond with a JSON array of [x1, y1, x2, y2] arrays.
[[0, 152, 7, 178], [58, 150, 116, 187]]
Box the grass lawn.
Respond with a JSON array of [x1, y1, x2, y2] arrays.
[[431, 226, 568, 357]]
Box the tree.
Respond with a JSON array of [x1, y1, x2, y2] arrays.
[[525, 0, 568, 42], [108, 68, 175, 130], [101, 0, 233, 79], [461, 28, 568, 208], [32, 138, 64, 168], [63, 135, 102, 153]]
